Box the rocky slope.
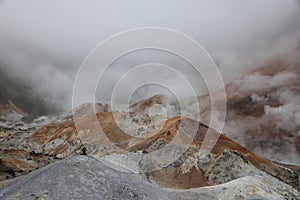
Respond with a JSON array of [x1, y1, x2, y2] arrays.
[[125, 54, 300, 166], [0, 108, 299, 199], [0, 155, 175, 200], [1, 54, 300, 198], [220, 57, 300, 165], [1, 155, 299, 200]]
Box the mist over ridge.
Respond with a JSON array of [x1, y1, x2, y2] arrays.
[[0, 0, 299, 112]]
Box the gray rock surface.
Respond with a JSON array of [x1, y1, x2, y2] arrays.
[[0, 155, 174, 200], [173, 172, 300, 200], [1, 155, 300, 200], [205, 150, 259, 185]]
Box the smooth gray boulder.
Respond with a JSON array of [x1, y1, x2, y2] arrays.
[[0, 155, 174, 200]]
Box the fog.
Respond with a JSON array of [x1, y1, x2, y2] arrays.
[[0, 0, 299, 112]]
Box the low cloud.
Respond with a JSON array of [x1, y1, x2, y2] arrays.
[[0, 0, 299, 112]]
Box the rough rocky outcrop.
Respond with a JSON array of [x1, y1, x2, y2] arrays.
[[1, 110, 299, 193], [0, 155, 299, 200], [0, 155, 175, 200], [1, 55, 300, 198]]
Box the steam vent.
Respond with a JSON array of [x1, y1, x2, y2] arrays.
[[1, 1, 300, 199], [1, 60, 300, 199]]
